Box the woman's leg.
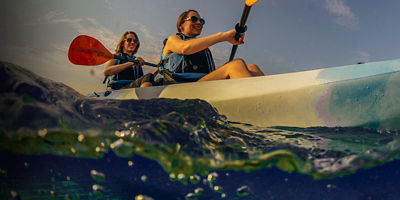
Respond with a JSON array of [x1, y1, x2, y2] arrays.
[[247, 64, 264, 76], [140, 82, 152, 88], [198, 58, 253, 82], [139, 73, 155, 87]]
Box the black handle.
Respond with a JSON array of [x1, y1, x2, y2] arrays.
[[228, 5, 252, 61], [114, 55, 158, 67]]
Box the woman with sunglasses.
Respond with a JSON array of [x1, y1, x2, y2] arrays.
[[161, 9, 264, 83], [104, 31, 156, 89]]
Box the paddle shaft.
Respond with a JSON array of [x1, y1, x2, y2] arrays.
[[114, 55, 158, 67], [229, 5, 252, 61]]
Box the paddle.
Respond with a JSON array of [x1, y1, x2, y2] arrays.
[[68, 35, 157, 67], [228, 0, 258, 61]]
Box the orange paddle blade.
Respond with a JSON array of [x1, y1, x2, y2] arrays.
[[68, 35, 113, 66], [246, 0, 258, 6]]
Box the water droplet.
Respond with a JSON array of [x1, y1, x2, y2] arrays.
[[10, 190, 18, 198], [177, 173, 185, 180], [136, 195, 145, 200], [90, 170, 105, 182], [114, 130, 121, 137], [92, 184, 104, 197], [236, 185, 250, 197], [185, 193, 197, 200], [189, 175, 201, 184], [141, 175, 147, 182], [92, 184, 104, 191], [38, 129, 48, 137], [213, 185, 223, 193], [207, 172, 218, 184], [128, 161, 134, 167], [135, 194, 154, 200], [77, 134, 85, 142], [194, 187, 204, 196], [170, 173, 177, 181], [326, 184, 336, 189], [0, 168, 7, 176]]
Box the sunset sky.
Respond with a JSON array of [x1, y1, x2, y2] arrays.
[[1, 0, 400, 94]]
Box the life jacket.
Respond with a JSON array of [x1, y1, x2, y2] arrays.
[[104, 53, 144, 89], [159, 33, 216, 82]]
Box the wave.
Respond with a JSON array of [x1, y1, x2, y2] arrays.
[[1, 61, 400, 182]]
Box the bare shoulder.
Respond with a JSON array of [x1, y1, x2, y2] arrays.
[[163, 34, 182, 56]]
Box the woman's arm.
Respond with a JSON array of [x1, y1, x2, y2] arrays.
[[163, 29, 244, 56], [151, 68, 159, 76], [103, 59, 134, 76], [103, 57, 145, 76]]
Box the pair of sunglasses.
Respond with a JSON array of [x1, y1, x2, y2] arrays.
[[125, 38, 139, 43], [183, 16, 205, 25]]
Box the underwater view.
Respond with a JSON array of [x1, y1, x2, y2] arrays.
[[2, 61, 400, 200]]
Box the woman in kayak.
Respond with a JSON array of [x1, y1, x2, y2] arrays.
[[104, 31, 156, 88], [161, 9, 264, 83]]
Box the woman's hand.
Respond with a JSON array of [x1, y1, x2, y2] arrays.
[[135, 57, 145, 66], [222, 29, 245, 45]]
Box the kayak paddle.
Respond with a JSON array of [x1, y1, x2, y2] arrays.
[[228, 0, 258, 61], [68, 35, 157, 67]]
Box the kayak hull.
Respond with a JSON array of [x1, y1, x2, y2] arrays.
[[101, 59, 400, 131]]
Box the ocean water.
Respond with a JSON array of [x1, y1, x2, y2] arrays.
[[1, 61, 400, 200]]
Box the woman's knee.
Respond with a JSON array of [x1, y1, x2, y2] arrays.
[[140, 82, 152, 88], [247, 63, 262, 72], [228, 58, 248, 71], [230, 58, 246, 66], [247, 64, 264, 76]]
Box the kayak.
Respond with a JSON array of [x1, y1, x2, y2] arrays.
[[94, 58, 400, 131]]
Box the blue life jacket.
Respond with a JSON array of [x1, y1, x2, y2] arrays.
[[104, 53, 144, 89], [159, 33, 216, 82]]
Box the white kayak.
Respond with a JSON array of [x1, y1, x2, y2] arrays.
[[101, 59, 400, 131]]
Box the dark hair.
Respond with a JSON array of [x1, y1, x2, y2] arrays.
[[176, 9, 199, 33], [115, 31, 140, 54]]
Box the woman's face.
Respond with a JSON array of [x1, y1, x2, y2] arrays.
[[123, 33, 139, 54], [179, 11, 203, 37]]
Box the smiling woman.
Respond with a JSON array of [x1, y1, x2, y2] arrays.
[[160, 9, 264, 84], [103, 31, 158, 89]]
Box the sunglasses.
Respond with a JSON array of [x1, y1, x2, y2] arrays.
[[125, 38, 139, 43], [183, 16, 205, 25]]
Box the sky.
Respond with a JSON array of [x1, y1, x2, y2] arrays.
[[1, 0, 400, 94]]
